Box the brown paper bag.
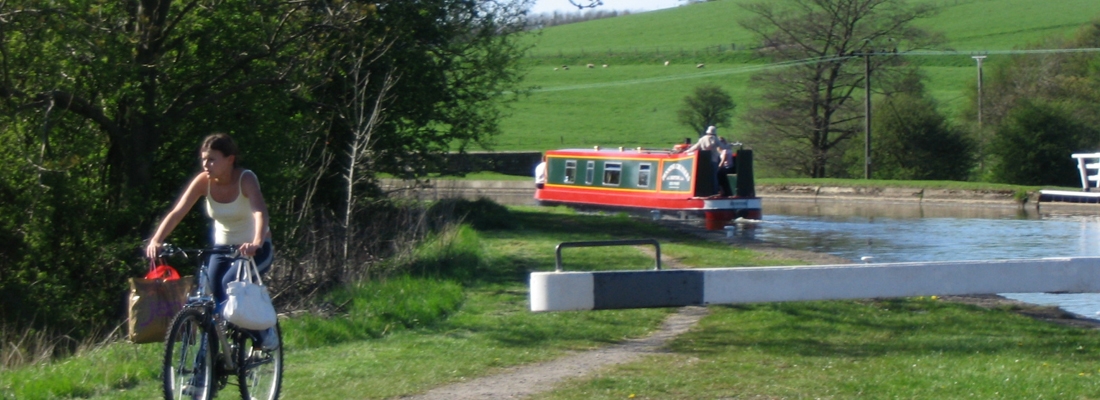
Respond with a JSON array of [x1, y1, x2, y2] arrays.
[[127, 276, 194, 344]]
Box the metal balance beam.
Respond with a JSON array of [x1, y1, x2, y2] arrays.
[[530, 257, 1100, 312]]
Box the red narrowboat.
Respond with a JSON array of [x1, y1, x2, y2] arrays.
[[534, 145, 762, 229]]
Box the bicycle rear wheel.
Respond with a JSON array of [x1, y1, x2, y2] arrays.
[[163, 308, 215, 400], [237, 323, 283, 400]]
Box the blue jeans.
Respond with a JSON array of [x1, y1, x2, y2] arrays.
[[206, 240, 274, 305]]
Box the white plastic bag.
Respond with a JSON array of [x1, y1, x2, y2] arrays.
[[223, 258, 278, 330]]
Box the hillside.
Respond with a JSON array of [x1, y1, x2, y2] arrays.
[[525, 0, 1100, 57], [495, 0, 1100, 163]]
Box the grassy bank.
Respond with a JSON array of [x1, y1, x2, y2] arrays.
[[4, 204, 1100, 398], [544, 299, 1100, 399]]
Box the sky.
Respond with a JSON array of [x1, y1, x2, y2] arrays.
[[528, 0, 682, 15]]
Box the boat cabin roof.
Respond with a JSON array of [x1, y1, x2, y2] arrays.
[[545, 147, 681, 159]]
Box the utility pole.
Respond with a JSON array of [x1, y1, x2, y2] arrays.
[[864, 52, 873, 180], [973, 55, 987, 173]]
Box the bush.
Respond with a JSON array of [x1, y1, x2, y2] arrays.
[[863, 92, 974, 180], [989, 100, 1097, 186]]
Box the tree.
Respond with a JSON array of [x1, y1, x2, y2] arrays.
[[964, 20, 1100, 176], [0, 0, 533, 336], [739, 0, 940, 178], [677, 83, 736, 136], [988, 100, 1097, 186], [0, 0, 325, 333], [857, 91, 974, 180]]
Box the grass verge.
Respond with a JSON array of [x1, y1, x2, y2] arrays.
[[542, 299, 1100, 399]]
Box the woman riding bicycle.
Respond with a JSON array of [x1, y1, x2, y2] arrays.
[[145, 133, 277, 349]]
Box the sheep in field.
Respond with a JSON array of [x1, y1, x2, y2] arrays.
[[696, 63, 705, 68], [664, 60, 670, 66], [587, 63, 594, 68]]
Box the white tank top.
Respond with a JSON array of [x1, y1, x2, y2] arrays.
[[205, 170, 256, 245]]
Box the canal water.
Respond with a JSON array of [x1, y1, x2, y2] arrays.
[[757, 200, 1100, 318]]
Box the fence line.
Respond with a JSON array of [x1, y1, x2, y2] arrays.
[[528, 43, 760, 60]]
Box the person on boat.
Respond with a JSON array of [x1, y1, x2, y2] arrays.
[[679, 125, 719, 155], [676, 125, 723, 196], [716, 137, 736, 197], [534, 161, 547, 189]]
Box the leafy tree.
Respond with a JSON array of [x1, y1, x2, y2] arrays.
[[0, 0, 532, 336], [0, 0, 335, 334], [988, 100, 1097, 186], [846, 70, 974, 180], [739, 0, 940, 178], [857, 92, 974, 180], [677, 83, 736, 136], [964, 20, 1100, 175]]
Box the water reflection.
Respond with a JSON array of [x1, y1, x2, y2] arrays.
[[767, 200, 1038, 220]]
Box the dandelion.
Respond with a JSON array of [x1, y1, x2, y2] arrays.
[[930, 295, 939, 300], [629, 394, 636, 399]]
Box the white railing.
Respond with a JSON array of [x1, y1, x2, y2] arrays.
[[1072, 153, 1100, 191]]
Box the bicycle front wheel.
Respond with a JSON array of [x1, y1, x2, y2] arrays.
[[163, 308, 215, 400], [237, 323, 283, 400]]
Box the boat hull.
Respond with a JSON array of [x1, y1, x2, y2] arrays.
[[535, 185, 762, 228]]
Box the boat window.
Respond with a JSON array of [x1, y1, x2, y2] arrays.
[[585, 161, 595, 184], [603, 162, 622, 186], [564, 160, 576, 183], [637, 164, 651, 187]]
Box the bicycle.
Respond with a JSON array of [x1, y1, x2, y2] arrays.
[[158, 244, 283, 400]]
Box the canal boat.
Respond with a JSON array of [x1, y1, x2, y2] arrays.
[[534, 145, 762, 229]]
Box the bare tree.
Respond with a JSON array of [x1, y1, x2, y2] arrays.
[[739, 0, 940, 178], [339, 50, 398, 266]]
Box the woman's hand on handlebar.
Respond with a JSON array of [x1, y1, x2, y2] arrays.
[[238, 241, 261, 257]]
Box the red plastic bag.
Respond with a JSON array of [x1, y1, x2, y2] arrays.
[[145, 260, 181, 281]]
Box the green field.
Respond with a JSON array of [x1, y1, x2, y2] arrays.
[[497, 0, 1100, 156]]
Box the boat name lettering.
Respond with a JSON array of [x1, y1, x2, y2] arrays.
[[661, 164, 691, 183]]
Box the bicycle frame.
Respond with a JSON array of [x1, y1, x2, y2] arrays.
[[162, 245, 247, 392], [161, 242, 282, 400]]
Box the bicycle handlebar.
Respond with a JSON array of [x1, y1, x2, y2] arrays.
[[156, 243, 241, 259]]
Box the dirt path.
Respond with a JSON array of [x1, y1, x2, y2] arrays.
[[397, 306, 709, 400]]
